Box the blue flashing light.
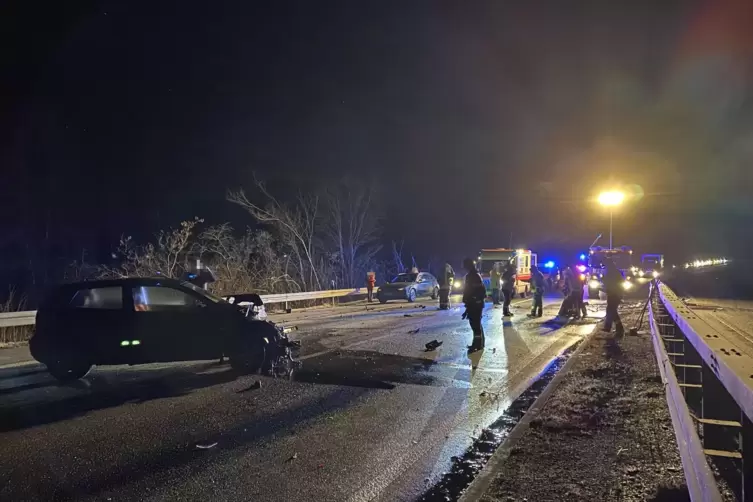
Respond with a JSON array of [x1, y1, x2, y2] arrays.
[[544, 261, 555, 269], [579, 254, 587, 261]]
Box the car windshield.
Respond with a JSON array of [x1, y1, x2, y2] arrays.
[[391, 273, 417, 283], [181, 281, 224, 303]]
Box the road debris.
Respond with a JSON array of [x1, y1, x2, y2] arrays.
[[195, 442, 218, 450], [287, 452, 299, 461], [404, 314, 413, 317], [238, 380, 262, 393], [408, 328, 420, 334], [425, 340, 443, 351]]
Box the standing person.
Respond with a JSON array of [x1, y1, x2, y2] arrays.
[[490, 263, 502, 306], [528, 265, 546, 318], [557, 265, 574, 319], [462, 258, 486, 351], [438, 262, 455, 310], [603, 259, 625, 335], [366, 271, 376, 303], [571, 269, 586, 319], [501, 259, 516, 317]]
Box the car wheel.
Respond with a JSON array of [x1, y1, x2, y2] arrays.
[[431, 287, 439, 300], [230, 337, 267, 374], [407, 288, 417, 302], [378, 296, 388, 304], [47, 359, 92, 382]]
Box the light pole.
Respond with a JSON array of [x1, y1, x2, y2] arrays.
[[597, 190, 625, 249]]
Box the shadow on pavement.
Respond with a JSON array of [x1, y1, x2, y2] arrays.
[[289, 349, 442, 389], [0, 363, 238, 433]]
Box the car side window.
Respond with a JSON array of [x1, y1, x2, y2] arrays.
[[69, 287, 123, 309], [132, 286, 203, 312], [417, 274, 425, 283]]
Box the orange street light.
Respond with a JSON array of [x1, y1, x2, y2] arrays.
[[597, 190, 625, 249]]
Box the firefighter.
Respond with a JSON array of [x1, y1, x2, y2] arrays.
[[571, 268, 586, 319], [366, 271, 376, 302], [439, 262, 455, 310], [501, 259, 516, 317], [557, 265, 574, 319], [490, 263, 502, 306], [528, 265, 546, 318], [462, 258, 486, 351], [603, 259, 625, 336]]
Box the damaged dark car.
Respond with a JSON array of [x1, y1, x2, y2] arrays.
[[30, 278, 298, 381]]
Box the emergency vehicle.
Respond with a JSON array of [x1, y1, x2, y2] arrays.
[[477, 248, 537, 297], [586, 246, 634, 297], [634, 254, 664, 278]]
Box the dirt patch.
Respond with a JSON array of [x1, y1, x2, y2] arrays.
[[479, 309, 689, 502]]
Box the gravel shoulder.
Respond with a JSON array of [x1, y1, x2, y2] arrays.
[[477, 306, 690, 502]]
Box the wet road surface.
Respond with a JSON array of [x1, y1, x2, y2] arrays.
[[0, 295, 601, 501]]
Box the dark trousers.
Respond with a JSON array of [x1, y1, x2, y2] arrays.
[[491, 289, 500, 305], [367, 285, 374, 302], [466, 303, 484, 339], [502, 289, 513, 314], [531, 291, 543, 316], [558, 293, 574, 316], [604, 294, 623, 332], [439, 287, 450, 309]]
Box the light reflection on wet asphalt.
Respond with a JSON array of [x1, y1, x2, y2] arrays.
[[0, 294, 614, 502]]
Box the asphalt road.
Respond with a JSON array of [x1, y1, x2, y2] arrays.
[[0, 295, 602, 502]]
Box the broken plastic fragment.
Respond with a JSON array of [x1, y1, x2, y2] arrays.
[[196, 442, 218, 450]]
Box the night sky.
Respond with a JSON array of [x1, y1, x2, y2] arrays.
[[3, 0, 753, 276]]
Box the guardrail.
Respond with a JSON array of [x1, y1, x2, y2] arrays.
[[649, 280, 753, 501], [0, 287, 376, 329]]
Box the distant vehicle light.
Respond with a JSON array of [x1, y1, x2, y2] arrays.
[[638, 269, 645, 277], [120, 340, 130, 347], [652, 270, 660, 278], [576, 265, 586, 272], [453, 280, 462, 288], [579, 274, 586, 281], [579, 254, 587, 261], [622, 281, 632, 290], [625, 276, 631, 281], [131, 340, 141, 346], [589, 280, 600, 289], [544, 261, 555, 269]]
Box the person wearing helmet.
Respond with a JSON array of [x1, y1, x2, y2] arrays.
[[603, 259, 625, 336], [527, 265, 546, 318], [438, 262, 455, 310], [501, 259, 516, 317], [462, 258, 486, 351]]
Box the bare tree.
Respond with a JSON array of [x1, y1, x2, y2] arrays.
[[99, 218, 202, 279], [324, 181, 382, 288], [391, 240, 406, 276], [228, 177, 322, 291]]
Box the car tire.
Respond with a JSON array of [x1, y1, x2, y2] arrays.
[[431, 287, 438, 300], [230, 337, 267, 374], [378, 297, 388, 304], [407, 289, 417, 302], [47, 359, 92, 382]]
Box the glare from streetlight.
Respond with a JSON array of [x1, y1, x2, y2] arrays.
[[597, 190, 625, 207]]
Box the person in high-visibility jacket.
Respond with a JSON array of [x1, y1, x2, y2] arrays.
[[438, 262, 455, 310], [366, 271, 376, 302], [527, 265, 546, 318], [490, 264, 502, 306]]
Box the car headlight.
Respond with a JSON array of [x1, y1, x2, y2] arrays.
[[622, 281, 632, 290], [589, 280, 600, 289], [638, 270, 645, 277], [453, 280, 461, 288], [652, 270, 660, 278], [397, 287, 404, 291]]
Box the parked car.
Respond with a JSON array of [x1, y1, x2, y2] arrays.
[[376, 272, 439, 303], [30, 278, 297, 381]]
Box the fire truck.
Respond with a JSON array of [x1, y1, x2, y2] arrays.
[[586, 246, 634, 297], [477, 248, 538, 297]]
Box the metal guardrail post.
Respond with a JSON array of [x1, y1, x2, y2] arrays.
[[649, 291, 723, 502], [652, 280, 753, 501]]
